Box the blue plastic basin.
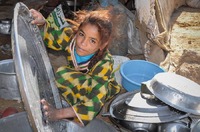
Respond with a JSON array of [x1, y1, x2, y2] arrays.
[[120, 60, 165, 91]]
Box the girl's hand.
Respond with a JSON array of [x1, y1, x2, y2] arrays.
[[40, 99, 77, 121], [30, 9, 46, 26], [41, 99, 59, 121]]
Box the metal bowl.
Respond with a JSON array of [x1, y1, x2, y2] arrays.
[[118, 120, 157, 132], [144, 72, 200, 115]]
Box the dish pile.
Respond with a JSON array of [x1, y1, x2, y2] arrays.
[[107, 72, 200, 132]]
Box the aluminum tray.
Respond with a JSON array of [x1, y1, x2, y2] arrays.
[[11, 2, 66, 132]]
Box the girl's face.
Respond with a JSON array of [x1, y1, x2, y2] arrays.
[[75, 23, 103, 56]]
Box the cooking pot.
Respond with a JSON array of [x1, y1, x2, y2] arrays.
[[118, 120, 157, 132], [107, 90, 187, 123], [143, 72, 200, 115], [103, 90, 188, 131]]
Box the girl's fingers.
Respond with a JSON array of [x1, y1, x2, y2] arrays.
[[29, 9, 45, 25], [31, 19, 45, 25], [41, 99, 48, 105], [44, 111, 49, 116]]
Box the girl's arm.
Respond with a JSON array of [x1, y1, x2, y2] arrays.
[[30, 9, 73, 51]]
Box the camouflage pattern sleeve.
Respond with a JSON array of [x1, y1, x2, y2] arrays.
[[41, 5, 74, 51]]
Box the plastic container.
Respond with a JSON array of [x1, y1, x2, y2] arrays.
[[120, 60, 165, 91]]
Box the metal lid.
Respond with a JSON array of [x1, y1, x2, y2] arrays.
[[12, 2, 66, 131], [109, 90, 188, 123], [145, 72, 200, 115]]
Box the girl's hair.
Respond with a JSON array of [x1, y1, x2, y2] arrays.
[[66, 8, 114, 69], [67, 8, 113, 49]]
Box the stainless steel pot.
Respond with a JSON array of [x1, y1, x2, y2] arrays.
[[103, 90, 188, 131], [107, 90, 188, 123], [118, 120, 157, 132]]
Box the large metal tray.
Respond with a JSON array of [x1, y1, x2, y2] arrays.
[[11, 2, 67, 131]]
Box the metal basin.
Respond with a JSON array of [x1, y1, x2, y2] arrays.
[[0, 59, 21, 100], [12, 2, 65, 131], [144, 72, 200, 115]]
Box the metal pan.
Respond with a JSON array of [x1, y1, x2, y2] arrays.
[[144, 72, 200, 115], [12, 2, 66, 131]]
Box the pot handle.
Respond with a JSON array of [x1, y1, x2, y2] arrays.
[[140, 81, 156, 100], [101, 99, 112, 117], [101, 112, 111, 117]]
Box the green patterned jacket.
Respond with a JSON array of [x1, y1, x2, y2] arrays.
[[42, 15, 121, 126]]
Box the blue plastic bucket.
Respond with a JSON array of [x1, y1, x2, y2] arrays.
[[120, 60, 165, 91]]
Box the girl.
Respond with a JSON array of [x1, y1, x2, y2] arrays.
[[30, 7, 121, 126]]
